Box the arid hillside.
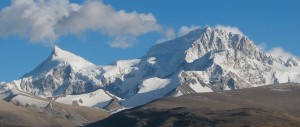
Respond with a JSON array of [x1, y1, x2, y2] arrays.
[[88, 83, 300, 127]]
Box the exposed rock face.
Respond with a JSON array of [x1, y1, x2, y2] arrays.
[[103, 98, 122, 111], [1, 27, 300, 108], [0, 90, 110, 127]]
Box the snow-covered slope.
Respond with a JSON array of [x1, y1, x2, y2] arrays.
[[144, 27, 300, 96], [55, 89, 119, 109], [1, 46, 100, 96], [31, 46, 95, 74], [1, 27, 300, 109], [121, 77, 172, 107], [0, 89, 50, 109]]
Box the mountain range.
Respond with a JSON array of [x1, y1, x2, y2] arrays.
[[1, 27, 300, 111]]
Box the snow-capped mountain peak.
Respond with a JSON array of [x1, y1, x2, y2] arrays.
[[50, 46, 95, 71], [24, 46, 95, 77], [1, 27, 300, 109], [2, 46, 98, 96], [52, 45, 62, 57]]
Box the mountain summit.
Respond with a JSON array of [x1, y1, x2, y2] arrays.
[[2, 27, 300, 109], [25, 46, 95, 77], [50, 46, 95, 71], [3, 46, 97, 96], [145, 27, 271, 77]]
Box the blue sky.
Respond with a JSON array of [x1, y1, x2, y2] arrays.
[[0, 0, 299, 82]]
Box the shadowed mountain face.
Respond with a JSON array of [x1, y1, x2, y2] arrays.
[[87, 83, 300, 127]]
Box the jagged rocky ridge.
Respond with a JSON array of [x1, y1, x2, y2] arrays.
[[1, 27, 300, 109]]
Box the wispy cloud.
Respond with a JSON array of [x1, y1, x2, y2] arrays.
[[0, 0, 162, 48], [178, 25, 200, 36], [156, 25, 200, 44], [257, 42, 299, 60], [156, 24, 245, 44], [107, 36, 137, 48], [257, 42, 267, 50], [267, 47, 299, 60], [214, 24, 244, 35], [156, 28, 175, 44]]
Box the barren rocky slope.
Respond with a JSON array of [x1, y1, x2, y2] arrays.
[[88, 83, 300, 127], [0, 96, 109, 127]]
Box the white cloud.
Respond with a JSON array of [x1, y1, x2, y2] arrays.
[[0, 0, 75, 44], [214, 24, 244, 35], [0, 0, 161, 47], [108, 36, 137, 48], [56, 0, 161, 36], [267, 47, 299, 60], [156, 25, 200, 44], [178, 25, 200, 36], [155, 38, 169, 44], [165, 28, 176, 39], [257, 42, 267, 50], [156, 28, 175, 44], [156, 24, 246, 44]]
